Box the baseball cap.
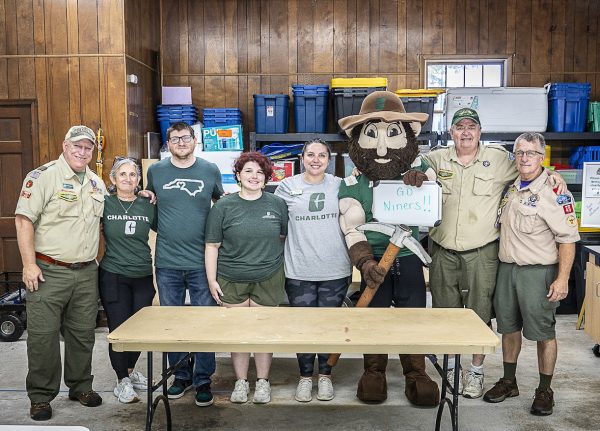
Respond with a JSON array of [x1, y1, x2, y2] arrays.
[[64, 125, 96, 144], [451, 108, 480, 126]]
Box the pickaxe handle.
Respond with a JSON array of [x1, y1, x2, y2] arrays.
[[327, 242, 402, 367]]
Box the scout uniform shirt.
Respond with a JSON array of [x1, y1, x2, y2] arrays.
[[15, 154, 106, 263], [498, 169, 580, 266], [424, 144, 518, 251]]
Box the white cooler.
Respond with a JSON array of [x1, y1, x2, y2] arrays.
[[445, 87, 548, 132]]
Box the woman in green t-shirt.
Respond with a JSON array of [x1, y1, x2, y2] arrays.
[[205, 151, 287, 405], [99, 158, 156, 404]]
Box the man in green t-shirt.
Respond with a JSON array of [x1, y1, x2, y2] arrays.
[[338, 91, 439, 406], [146, 122, 224, 407]]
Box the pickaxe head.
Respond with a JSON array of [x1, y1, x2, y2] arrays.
[[357, 222, 432, 265]]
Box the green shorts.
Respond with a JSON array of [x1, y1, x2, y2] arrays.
[[429, 241, 499, 324], [494, 262, 559, 341], [218, 265, 285, 306]]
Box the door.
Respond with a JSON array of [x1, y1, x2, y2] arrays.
[[0, 101, 36, 273]]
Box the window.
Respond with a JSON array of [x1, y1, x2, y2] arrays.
[[422, 56, 510, 132]]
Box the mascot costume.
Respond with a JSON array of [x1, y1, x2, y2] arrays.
[[337, 91, 440, 406]]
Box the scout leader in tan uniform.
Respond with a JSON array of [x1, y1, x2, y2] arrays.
[[15, 125, 106, 421], [483, 132, 579, 417], [412, 109, 566, 399]]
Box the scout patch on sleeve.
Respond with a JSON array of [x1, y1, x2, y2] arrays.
[[29, 170, 41, 179], [556, 194, 572, 205], [25, 180, 33, 188], [20, 190, 31, 199], [563, 204, 574, 214], [566, 214, 577, 227], [58, 191, 79, 202], [437, 169, 454, 179]]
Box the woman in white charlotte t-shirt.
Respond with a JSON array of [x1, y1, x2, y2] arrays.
[[274, 139, 352, 403]]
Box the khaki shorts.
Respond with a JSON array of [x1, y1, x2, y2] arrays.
[[429, 241, 499, 324], [218, 265, 285, 306], [494, 262, 559, 341]]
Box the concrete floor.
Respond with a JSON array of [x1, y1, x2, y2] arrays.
[[1, 314, 599, 431]]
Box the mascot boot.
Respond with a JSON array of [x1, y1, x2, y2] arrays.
[[400, 354, 440, 406], [357, 354, 388, 402]]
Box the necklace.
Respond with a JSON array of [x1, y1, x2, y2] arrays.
[[117, 196, 136, 214]]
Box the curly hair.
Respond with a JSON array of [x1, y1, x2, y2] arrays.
[[233, 151, 273, 185]]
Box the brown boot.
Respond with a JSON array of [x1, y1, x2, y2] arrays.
[[400, 354, 440, 406], [357, 354, 388, 402]]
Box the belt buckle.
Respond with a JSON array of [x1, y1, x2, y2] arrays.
[[68, 262, 85, 270]]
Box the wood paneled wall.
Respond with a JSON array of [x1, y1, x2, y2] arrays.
[[0, 0, 159, 182], [161, 0, 600, 137]]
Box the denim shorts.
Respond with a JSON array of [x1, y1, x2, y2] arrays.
[[218, 265, 285, 306]]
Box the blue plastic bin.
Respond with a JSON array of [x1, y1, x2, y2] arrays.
[[254, 94, 289, 133], [548, 83, 592, 132], [292, 85, 329, 133], [203, 108, 242, 127]]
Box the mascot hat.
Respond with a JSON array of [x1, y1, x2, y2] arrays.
[[338, 90, 429, 137]]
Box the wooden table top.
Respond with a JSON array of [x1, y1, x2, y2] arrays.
[[108, 306, 499, 355]]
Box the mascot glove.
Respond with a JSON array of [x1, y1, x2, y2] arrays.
[[403, 170, 428, 187], [349, 241, 386, 286], [362, 260, 387, 286]]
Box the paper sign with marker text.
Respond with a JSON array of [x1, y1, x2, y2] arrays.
[[372, 180, 442, 227]]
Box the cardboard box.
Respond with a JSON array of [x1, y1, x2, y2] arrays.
[[202, 125, 243, 151], [161, 86, 192, 105], [271, 161, 295, 182]]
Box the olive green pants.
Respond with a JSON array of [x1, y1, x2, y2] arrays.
[[26, 260, 99, 403], [429, 241, 499, 324]]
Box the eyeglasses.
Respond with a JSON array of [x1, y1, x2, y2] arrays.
[[514, 150, 544, 158], [454, 125, 479, 132], [168, 135, 194, 144]]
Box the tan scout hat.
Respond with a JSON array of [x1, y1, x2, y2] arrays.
[[65, 125, 96, 144], [338, 90, 429, 137]]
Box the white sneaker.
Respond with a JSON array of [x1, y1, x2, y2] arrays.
[[294, 377, 313, 402], [128, 370, 148, 390], [446, 368, 463, 395], [114, 377, 140, 404], [463, 370, 484, 399], [252, 379, 271, 404], [230, 379, 250, 403], [317, 375, 334, 401]]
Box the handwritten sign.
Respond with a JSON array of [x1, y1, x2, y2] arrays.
[[372, 180, 442, 227], [581, 162, 600, 227]]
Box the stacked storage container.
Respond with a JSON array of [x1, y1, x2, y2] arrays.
[[292, 84, 329, 132], [588, 101, 600, 132], [253, 94, 290, 133], [156, 104, 199, 144], [202, 108, 243, 151], [547, 83, 592, 132], [331, 78, 387, 132], [395, 89, 445, 133]]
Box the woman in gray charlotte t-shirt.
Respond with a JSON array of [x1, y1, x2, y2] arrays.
[[274, 139, 352, 403]]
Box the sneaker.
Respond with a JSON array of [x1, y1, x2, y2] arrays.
[[483, 378, 519, 403], [128, 370, 148, 390], [114, 378, 140, 404], [195, 383, 214, 407], [167, 378, 193, 399], [30, 402, 52, 421], [294, 377, 313, 402], [531, 387, 554, 416], [253, 378, 271, 404], [317, 375, 334, 401], [230, 379, 250, 403], [68, 390, 103, 407], [463, 370, 484, 399], [446, 368, 463, 395]]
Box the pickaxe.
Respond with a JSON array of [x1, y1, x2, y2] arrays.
[[327, 222, 432, 367]]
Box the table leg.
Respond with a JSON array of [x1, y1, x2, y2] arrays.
[[433, 354, 461, 431]]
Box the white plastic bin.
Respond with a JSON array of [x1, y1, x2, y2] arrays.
[[445, 87, 548, 132]]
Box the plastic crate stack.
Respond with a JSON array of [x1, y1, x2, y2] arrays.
[[548, 82, 592, 132], [157, 104, 199, 144], [331, 78, 387, 132], [395, 89, 445, 133], [570, 146, 600, 169], [202, 108, 243, 151]]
